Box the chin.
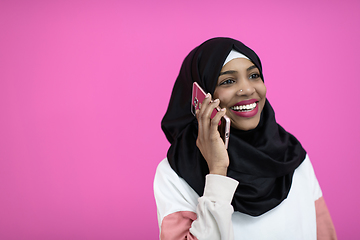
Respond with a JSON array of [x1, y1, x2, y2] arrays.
[[233, 117, 261, 131]]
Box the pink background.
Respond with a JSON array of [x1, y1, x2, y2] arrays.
[[1, 0, 359, 239]]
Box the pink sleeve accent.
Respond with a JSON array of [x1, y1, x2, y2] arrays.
[[315, 197, 337, 240], [160, 211, 198, 240]]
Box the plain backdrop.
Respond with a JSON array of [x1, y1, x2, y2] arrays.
[[1, 0, 359, 239]]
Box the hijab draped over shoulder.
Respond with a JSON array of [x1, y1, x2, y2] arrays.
[[161, 37, 306, 216]]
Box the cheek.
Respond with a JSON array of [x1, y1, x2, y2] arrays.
[[256, 84, 267, 108], [213, 89, 222, 101], [260, 88, 267, 111], [214, 89, 232, 107], [257, 83, 267, 99], [263, 85, 267, 98]]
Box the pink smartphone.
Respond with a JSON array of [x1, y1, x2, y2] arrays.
[[191, 82, 230, 149]]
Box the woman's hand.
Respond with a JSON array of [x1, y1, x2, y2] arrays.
[[196, 93, 229, 176]]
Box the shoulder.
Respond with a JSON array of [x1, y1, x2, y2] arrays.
[[154, 158, 199, 218], [294, 154, 323, 201], [154, 158, 190, 192], [155, 158, 176, 178], [296, 154, 318, 180]]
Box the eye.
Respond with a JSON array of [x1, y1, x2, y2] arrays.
[[249, 73, 260, 79], [219, 79, 235, 86]]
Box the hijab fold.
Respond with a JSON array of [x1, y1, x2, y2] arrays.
[[161, 37, 306, 216]]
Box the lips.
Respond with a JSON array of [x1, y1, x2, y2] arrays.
[[230, 99, 259, 118]]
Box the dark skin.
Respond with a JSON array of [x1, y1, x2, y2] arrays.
[[195, 95, 229, 176], [196, 58, 266, 176]]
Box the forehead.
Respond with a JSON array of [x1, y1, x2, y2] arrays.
[[221, 58, 254, 71]]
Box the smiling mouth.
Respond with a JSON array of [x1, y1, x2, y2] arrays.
[[230, 102, 258, 112]]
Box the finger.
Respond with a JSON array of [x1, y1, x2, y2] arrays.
[[196, 107, 207, 130], [195, 108, 200, 118], [201, 100, 222, 141], [202, 98, 220, 121], [197, 93, 213, 130], [198, 93, 212, 116], [210, 108, 226, 132], [195, 108, 206, 140]]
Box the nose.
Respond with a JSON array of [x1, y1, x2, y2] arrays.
[[236, 80, 255, 96]]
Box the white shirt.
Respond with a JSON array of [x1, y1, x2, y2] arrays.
[[154, 154, 322, 240]]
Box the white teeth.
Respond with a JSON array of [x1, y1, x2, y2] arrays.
[[231, 102, 257, 111]]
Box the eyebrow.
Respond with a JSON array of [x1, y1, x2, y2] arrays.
[[219, 70, 237, 76], [247, 65, 258, 71], [219, 65, 258, 76]]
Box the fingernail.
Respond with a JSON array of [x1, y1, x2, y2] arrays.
[[221, 108, 226, 111], [205, 93, 210, 98], [214, 99, 219, 102]]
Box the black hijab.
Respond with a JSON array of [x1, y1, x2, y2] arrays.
[[161, 37, 306, 216]]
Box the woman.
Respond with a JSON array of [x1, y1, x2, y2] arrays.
[[154, 37, 336, 240]]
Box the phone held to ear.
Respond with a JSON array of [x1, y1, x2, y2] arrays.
[[191, 82, 230, 149]]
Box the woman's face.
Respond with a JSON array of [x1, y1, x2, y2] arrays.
[[213, 58, 267, 131]]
